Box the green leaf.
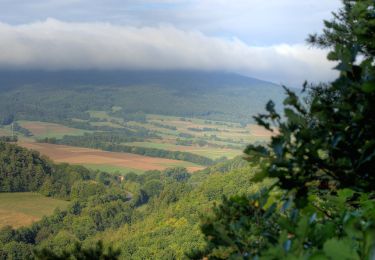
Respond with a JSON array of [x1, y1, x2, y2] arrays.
[[309, 252, 329, 260], [327, 51, 338, 61], [337, 189, 355, 202], [250, 170, 268, 183], [266, 100, 276, 113], [361, 81, 375, 93], [323, 239, 360, 260], [334, 62, 352, 72], [284, 108, 304, 125]]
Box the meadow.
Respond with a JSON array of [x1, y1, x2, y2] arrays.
[[0, 192, 69, 228]]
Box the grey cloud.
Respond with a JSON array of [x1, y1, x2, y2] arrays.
[[0, 0, 341, 45], [0, 19, 337, 86]]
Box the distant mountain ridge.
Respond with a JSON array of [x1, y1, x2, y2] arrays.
[[0, 70, 285, 123], [0, 70, 278, 90]]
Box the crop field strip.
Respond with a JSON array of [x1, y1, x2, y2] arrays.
[[19, 141, 204, 173], [0, 192, 69, 228]]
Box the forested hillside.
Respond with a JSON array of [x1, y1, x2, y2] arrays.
[[0, 71, 284, 124], [0, 142, 266, 259]]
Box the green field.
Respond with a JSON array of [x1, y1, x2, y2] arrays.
[[0, 192, 69, 228]]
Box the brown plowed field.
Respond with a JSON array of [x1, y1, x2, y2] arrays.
[[19, 141, 204, 172]]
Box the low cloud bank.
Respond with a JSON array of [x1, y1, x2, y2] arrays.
[[0, 19, 337, 86]]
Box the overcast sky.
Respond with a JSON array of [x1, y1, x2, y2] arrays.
[[0, 0, 342, 86]]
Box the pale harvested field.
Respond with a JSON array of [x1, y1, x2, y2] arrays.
[[0, 192, 69, 228], [0, 128, 11, 136], [248, 124, 278, 137], [19, 141, 204, 172]]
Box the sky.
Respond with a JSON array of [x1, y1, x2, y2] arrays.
[[0, 0, 342, 86]]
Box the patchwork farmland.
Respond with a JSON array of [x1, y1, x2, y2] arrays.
[[1, 112, 271, 175]]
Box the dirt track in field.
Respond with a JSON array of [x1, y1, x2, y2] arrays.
[[19, 141, 204, 172]]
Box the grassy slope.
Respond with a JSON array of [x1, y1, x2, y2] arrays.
[[0, 192, 69, 228]]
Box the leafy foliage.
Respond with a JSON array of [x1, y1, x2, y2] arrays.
[[0, 142, 118, 198], [190, 190, 279, 259], [0, 142, 53, 192], [195, 0, 375, 259], [34, 241, 120, 260]]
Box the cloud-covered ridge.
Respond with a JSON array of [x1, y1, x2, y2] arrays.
[[0, 19, 337, 86]]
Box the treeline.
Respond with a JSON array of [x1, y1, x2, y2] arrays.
[[0, 136, 18, 143], [150, 122, 177, 130], [0, 142, 118, 199], [109, 110, 147, 123], [62, 120, 159, 139], [187, 127, 219, 132], [40, 134, 216, 166], [13, 123, 33, 137], [109, 145, 215, 166], [175, 138, 209, 147], [39, 132, 144, 148]]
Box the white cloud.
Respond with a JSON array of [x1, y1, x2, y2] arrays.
[[0, 0, 342, 45], [0, 19, 337, 86]]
